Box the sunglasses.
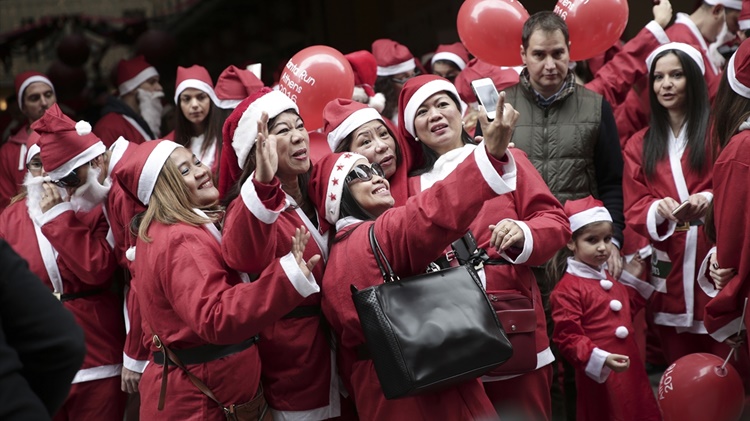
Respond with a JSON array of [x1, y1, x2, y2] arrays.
[[52, 169, 82, 188], [345, 163, 385, 185]]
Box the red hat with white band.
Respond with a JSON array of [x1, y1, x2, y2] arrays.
[[115, 139, 181, 206], [727, 39, 750, 99], [705, 0, 742, 10], [372, 39, 416, 77], [431, 43, 470, 71], [740, 0, 750, 31], [214, 65, 265, 109], [174, 65, 220, 106], [564, 196, 613, 233], [646, 42, 705, 75], [116, 56, 159, 96], [308, 151, 367, 225], [397, 74, 460, 141], [323, 98, 384, 151], [14, 71, 55, 109]]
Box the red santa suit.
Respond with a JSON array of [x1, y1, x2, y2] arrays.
[[623, 127, 719, 361], [94, 111, 153, 147], [551, 258, 660, 421], [0, 125, 30, 209], [135, 212, 321, 420], [408, 145, 570, 420], [666, 13, 722, 100], [316, 145, 514, 421]]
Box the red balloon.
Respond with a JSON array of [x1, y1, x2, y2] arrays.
[[457, 0, 529, 67], [57, 34, 90, 67], [554, 0, 628, 61], [47, 60, 87, 99], [278, 46, 354, 131], [658, 353, 745, 421]]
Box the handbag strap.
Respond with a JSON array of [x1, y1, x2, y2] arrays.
[[368, 224, 399, 282]]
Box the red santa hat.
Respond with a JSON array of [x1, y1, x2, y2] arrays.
[[705, 0, 742, 10], [727, 39, 750, 99], [323, 98, 385, 151], [15, 71, 55, 109], [25, 130, 41, 165], [564, 196, 612, 233], [397, 74, 461, 140], [115, 139, 181, 206], [214, 65, 265, 109], [431, 42, 470, 71], [117, 56, 159, 96], [173, 65, 220, 106], [454, 59, 520, 104], [308, 151, 367, 225], [346, 50, 386, 112], [31, 104, 105, 180], [740, 0, 750, 31], [646, 42, 705, 75], [221, 87, 298, 174], [372, 39, 416, 77]]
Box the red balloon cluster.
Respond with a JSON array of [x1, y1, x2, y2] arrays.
[[553, 0, 629, 61], [278, 46, 354, 131], [457, 0, 529, 67], [658, 353, 744, 421]]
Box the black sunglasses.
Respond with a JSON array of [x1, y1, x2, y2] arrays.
[[345, 163, 385, 185], [52, 169, 82, 188]]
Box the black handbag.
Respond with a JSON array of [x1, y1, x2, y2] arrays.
[[350, 225, 513, 399]]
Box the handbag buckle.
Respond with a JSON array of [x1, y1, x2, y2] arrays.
[[445, 250, 456, 262]]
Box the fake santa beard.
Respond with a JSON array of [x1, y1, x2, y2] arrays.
[[69, 166, 111, 213], [136, 88, 165, 137], [24, 173, 65, 221]]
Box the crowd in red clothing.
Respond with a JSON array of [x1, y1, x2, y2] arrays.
[[3, 0, 750, 420]]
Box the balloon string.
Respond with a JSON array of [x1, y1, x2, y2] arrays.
[[722, 297, 748, 371]]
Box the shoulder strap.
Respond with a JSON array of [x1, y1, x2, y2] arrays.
[[368, 224, 398, 283]]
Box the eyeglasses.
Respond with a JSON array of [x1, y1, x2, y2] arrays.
[[345, 163, 385, 185], [52, 169, 82, 188], [391, 69, 421, 85]]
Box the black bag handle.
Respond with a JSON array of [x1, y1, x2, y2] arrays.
[[368, 224, 399, 283]]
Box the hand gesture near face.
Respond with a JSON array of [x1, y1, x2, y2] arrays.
[[254, 112, 279, 184], [477, 91, 519, 159], [40, 181, 65, 213]]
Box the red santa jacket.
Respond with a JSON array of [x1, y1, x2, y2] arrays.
[[94, 112, 152, 148], [0, 125, 29, 210]]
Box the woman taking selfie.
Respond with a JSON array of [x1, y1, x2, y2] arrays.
[[307, 92, 519, 420], [398, 74, 570, 420], [117, 139, 321, 420]]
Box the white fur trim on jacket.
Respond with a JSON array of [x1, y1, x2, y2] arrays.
[[473, 142, 516, 195], [240, 175, 288, 224], [498, 219, 534, 265], [279, 252, 320, 298], [586, 347, 612, 384]]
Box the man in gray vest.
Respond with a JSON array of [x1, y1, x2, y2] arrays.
[[505, 11, 625, 277]]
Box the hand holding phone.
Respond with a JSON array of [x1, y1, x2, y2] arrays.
[[671, 200, 690, 220], [471, 78, 499, 120]]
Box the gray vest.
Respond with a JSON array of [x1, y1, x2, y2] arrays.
[[505, 83, 602, 203]]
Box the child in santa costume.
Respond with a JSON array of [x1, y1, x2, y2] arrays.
[[0, 104, 126, 420], [550, 196, 661, 421], [117, 139, 321, 420]]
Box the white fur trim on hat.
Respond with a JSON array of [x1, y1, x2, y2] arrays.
[[431, 52, 467, 70], [741, 18, 750, 31], [705, 0, 742, 10], [26, 144, 40, 165], [118, 66, 159, 96], [646, 42, 705, 75], [569, 206, 612, 232], [403, 79, 460, 138], [728, 52, 750, 99], [75, 120, 92, 136], [324, 153, 366, 225], [615, 326, 629, 339], [18, 76, 55, 109], [174, 79, 220, 106], [327, 108, 383, 151], [377, 58, 416, 76], [233, 90, 298, 169], [46, 141, 106, 181], [138, 141, 180, 205]]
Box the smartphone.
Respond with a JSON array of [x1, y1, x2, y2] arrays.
[[471, 78, 499, 120], [671, 200, 690, 218]]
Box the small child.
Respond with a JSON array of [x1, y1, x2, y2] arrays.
[[549, 196, 661, 421]]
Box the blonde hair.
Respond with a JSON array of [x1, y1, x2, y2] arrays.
[[137, 158, 215, 242]]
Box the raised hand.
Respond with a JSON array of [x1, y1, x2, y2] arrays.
[[40, 181, 65, 213], [477, 91, 519, 159], [291, 226, 321, 277], [653, 0, 672, 29], [254, 112, 279, 184]]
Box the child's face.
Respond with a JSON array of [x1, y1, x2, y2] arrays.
[[567, 222, 613, 269]]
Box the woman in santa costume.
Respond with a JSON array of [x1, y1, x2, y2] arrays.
[[0, 104, 126, 420], [549, 196, 660, 421], [398, 74, 570, 420], [307, 90, 519, 420], [118, 139, 321, 420], [221, 89, 343, 420], [372, 39, 421, 126], [622, 43, 748, 371], [166, 65, 225, 180], [704, 39, 750, 356], [430, 42, 470, 84]]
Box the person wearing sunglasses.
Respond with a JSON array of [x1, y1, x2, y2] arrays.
[[0, 104, 126, 420], [372, 38, 422, 126], [399, 74, 570, 420], [303, 93, 519, 419]]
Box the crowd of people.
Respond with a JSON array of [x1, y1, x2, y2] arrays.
[[2, 0, 750, 420]]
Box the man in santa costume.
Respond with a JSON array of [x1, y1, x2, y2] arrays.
[[94, 55, 163, 147], [0, 103, 126, 420], [0, 71, 56, 210]]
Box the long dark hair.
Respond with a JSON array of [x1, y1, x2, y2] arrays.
[[410, 90, 475, 176], [174, 98, 224, 158], [330, 182, 374, 247], [374, 75, 399, 121], [711, 70, 750, 153], [643, 49, 710, 178], [222, 110, 311, 206]]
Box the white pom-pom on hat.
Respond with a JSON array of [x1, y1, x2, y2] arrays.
[[75, 120, 92, 136], [615, 326, 629, 339], [600, 280, 613, 290], [610, 299, 623, 312]]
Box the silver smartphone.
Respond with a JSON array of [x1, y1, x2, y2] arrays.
[[471, 77, 500, 120]]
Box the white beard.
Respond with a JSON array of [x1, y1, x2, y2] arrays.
[[708, 22, 735, 70], [136, 88, 164, 137], [69, 167, 111, 213], [24, 173, 66, 222]]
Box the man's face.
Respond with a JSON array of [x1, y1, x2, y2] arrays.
[[521, 29, 570, 98], [22, 82, 56, 122], [137, 76, 163, 93], [725, 8, 740, 35]]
